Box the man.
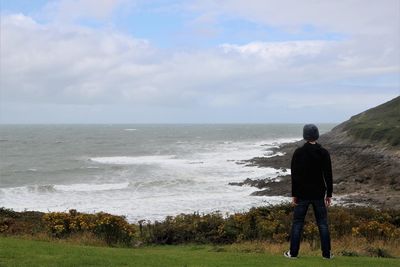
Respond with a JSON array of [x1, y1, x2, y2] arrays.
[[284, 124, 333, 259]]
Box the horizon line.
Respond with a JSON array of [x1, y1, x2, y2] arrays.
[[0, 122, 340, 125]]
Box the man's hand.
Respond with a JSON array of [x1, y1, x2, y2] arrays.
[[292, 197, 298, 206], [325, 197, 332, 207]]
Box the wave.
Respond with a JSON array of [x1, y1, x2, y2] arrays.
[[262, 151, 286, 158], [90, 155, 183, 165], [124, 129, 137, 131], [1, 182, 130, 194], [28, 184, 57, 193], [88, 138, 298, 166], [129, 178, 197, 189], [0, 184, 55, 194], [54, 182, 129, 192], [272, 137, 300, 145]]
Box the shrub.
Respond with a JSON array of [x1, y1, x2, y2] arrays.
[[352, 220, 399, 242], [2, 205, 400, 247], [42, 209, 136, 246], [0, 208, 44, 235], [0, 207, 20, 218], [144, 212, 228, 244], [366, 247, 394, 258], [340, 250, 359, 257], [139, 204, 400, 245]]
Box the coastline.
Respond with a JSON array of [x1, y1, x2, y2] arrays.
[[231, 134, 400, 210]]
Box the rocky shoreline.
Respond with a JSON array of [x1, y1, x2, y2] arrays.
[[230, 125, 400, 210]]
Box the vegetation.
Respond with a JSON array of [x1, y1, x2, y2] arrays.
[[340, 96, 400, 146], [42, 210, 136, 246], [1, 204, 399, 257], [1, 236, 399, 267]]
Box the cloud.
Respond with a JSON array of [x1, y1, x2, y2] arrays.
[[1, 14, 156, 104], [1, 9, 398, 123], [220, 41, 327, 62], [189, 0, 400, 36], [269, 92, 398, 109]]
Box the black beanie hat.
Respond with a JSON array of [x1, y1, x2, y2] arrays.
[[303, 124, 319, 141]]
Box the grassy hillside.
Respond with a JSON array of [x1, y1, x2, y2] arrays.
[[0, 237, 399, 267], [339, 96, 400, 146]]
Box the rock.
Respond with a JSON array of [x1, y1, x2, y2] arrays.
[[250, 189, 270, 196], [354, 177, 364, 183]]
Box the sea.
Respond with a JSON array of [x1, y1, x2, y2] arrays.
[[0, 124, 335, 222]]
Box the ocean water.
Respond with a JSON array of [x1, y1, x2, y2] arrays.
[[0, 124, 335, 222]]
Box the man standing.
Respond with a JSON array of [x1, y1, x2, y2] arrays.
[[284, 124, 333, 259]]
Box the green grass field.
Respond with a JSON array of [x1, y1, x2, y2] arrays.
[[342, 95, 400, 146], [0, 237, 398, 267]]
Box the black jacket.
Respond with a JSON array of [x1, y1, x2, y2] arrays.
[[291, 142, 333, 199]]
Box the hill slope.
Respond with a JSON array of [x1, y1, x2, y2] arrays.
[[333, 96, 400, 146]]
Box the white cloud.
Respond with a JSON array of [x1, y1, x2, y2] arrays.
[[220, 41, 328, 64], [189, 0, 400, 36], [0, 9, 398, 123], [1, 14, 156, 104], [269, 92, 398, 109]]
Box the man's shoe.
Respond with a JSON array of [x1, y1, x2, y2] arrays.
[[284, 251, 297, 259], [323, 253, 334, 259]]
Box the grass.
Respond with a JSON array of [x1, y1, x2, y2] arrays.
[[0, 237, 399, 267], [342, 96, 400, 146]]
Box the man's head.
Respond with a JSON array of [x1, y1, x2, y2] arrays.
[[303, 124, 319, 142]]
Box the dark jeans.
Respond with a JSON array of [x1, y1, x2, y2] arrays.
[[289, 198, 331, 257]]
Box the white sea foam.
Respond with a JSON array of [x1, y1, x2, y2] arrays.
[[124, 128, 137, 131], [28, 184, 56, 193], [1, 182, 130, 194], [0, 182, 291, 222], [90, 155, 182, 165], [263, 151, 286, 158], [54, 182, 130, 192], [1, 135, 298, 222]]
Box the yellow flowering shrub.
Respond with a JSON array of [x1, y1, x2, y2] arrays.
[[352, 220, 399, 241], [42, 209, 136, 245]]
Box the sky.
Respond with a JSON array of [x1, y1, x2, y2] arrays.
[[0, 0, 399, 123]]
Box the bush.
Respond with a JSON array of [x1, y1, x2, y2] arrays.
[[1, 205, 399, 247], [366, 247, 394, 258], [138, 204, 400, 245], [144, 212, 227, 244], [0, 208, 44, 235], [42, 209, 136, 246], [340, 250, 359, 257], [352, 221, 400, 242]]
